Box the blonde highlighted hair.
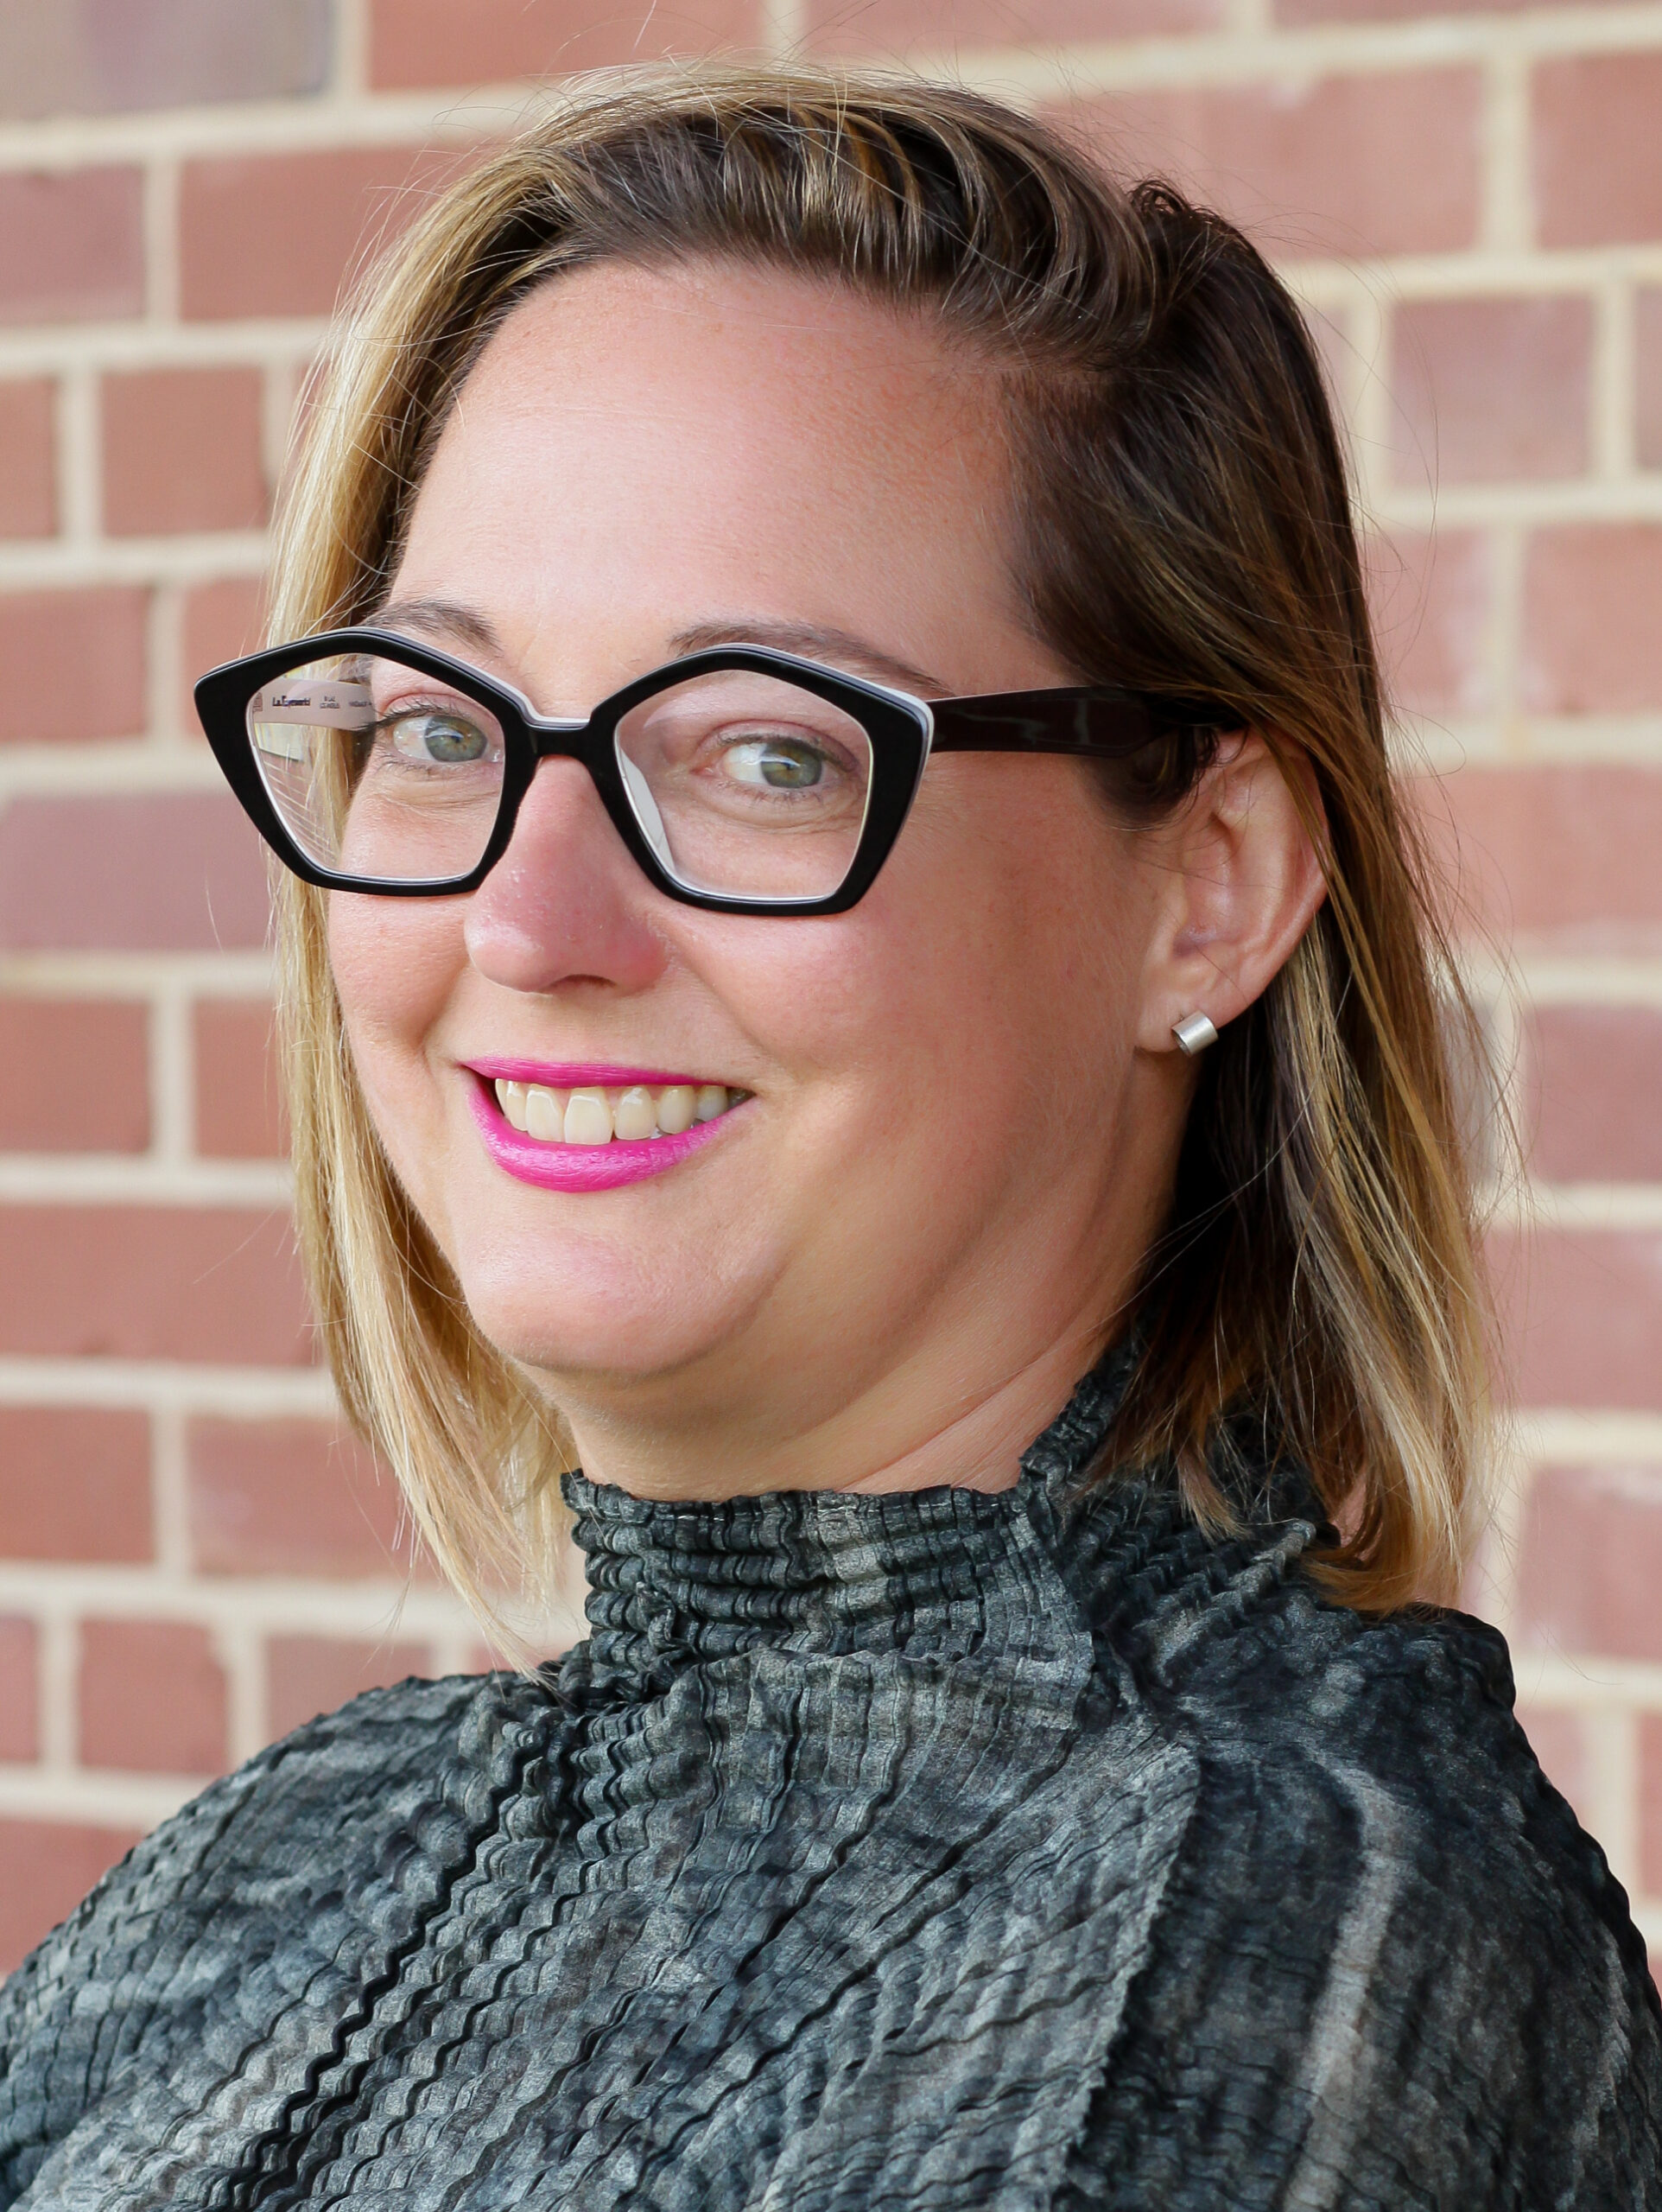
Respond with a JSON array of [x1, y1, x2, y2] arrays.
[[263, 67, 1492, 1635]]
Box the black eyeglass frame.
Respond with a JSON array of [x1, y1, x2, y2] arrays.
[[195, 627, 1241, 918]]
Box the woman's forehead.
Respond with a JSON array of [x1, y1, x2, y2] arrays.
[[418, 259, 1010, 521], [392, 258, 1033, 706]]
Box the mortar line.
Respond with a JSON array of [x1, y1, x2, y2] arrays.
[[760, 0, 810, 60], [145, 577, 184, 747], [218, 1611, 269, 1767], [147, 977, 194, 1166], [148, 1401, 193, 1579], [36, 1608, 79, 1774], [333, 0, 371, 99], [57, 363, 99, 547], [1588, 1707, 1641, 1891], [0, 1359, 334, 1412], [0, 741, 251, 797], [0, 1157, 294, 1203], [1592, 271, 1637, 481], [142, 153, 180, 327], [0, 951, 276, 993], [1490, 519, 1526, 743], [0, 531, 271, 590], [1480, 44, 1532, 257]]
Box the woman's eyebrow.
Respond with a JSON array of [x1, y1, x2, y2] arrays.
[[371, 604, 948, 699], [374, 597, 506, 660], [669, 618, 946, 699]]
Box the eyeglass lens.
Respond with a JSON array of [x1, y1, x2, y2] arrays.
[[613, 671, 872, 900], [246, 655, 876, 900], [248, 652, 506, 884]]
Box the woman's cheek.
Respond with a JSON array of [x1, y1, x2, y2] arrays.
[[327, 896, 466, 1157]]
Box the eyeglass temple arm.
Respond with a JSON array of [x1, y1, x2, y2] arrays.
[[926, 686, 1244, 758]]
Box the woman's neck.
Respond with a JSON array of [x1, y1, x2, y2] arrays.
[[555, 1309, 1121, 1504]]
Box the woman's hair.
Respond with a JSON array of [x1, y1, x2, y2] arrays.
[[265, 66, 1494, 1635]]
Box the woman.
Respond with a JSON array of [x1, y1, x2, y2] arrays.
[[2, 68, 1657, 2209]]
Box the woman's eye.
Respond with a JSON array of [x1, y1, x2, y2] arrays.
[[718, 737, 832, 791], [384, 711, 491, 765]]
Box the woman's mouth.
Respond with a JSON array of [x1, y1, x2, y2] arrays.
[[492, 1077, 743, 1145], [462, 1061, 750, 1192]]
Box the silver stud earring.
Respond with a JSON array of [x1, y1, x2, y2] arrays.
[[1172, 1012, 1219, 1056]]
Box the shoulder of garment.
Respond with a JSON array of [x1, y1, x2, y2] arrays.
[[1045, 1473, 1662, 2209], [0, 1668, 539, 2209]]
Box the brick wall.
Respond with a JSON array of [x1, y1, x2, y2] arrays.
[[0, 0, 1659, 1978]]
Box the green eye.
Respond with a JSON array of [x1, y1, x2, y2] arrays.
[[392, 713, 489, 765], [725, 739, 828, 790]]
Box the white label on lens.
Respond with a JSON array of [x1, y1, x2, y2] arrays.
[[252, 680, 376, 728]]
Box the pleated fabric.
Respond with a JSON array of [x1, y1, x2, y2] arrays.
[[2, 1356, 1659, 2209]]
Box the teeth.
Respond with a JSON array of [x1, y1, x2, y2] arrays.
[[492, 1077, 739, 1146], [656, 1084, 697, 1135], [525, 1084, 567, 1140], [563, 1088, 614, 1146], [612, 1085, 657, 1141]]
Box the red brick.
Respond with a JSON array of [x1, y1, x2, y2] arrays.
[[1515, 1704, 1590, 1830], [0, 1206, 310, 1365], [181, 575, 266, 735], [1520, 526, 1662, 715], [193, 998, 285, 1159], [0, 1407, 152, 1563], [0, 996, 149, 1152], [805, 0, 1215, 51], [101, 367, 267, 537], [0, 792, 270, 951], [0, 1618, 39, 1761], [1490, 1229, 1662, 1411], [188, 1418, 422, 1578], [0, 1820, 142, 1975], [265, 1633, 429, 1739], [1627, 291, 1662, 485], [1535, 54, 1662, 251], [0, 168, 144, 326], [181, 144, 471, 322], [1528, 1007, 1662, 1186], [1070, 69, 1480, 258], [1640, 1715, 1662, 1895], [1518, 1465, 1662, 1662], [1432, 766, 1662, 950], [371, 0, 761, 85], [0, 587, 149, 746], [1368, 530, 1491, 718], [1390, 296, 1590, 486], [0, 0, 329, 120], [78, 1618, 228, 1776], [0, 378, 55, 537]]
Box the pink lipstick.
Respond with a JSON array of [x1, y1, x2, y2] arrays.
[[467, 1058, 707, 1090], [462, 1062, 744, 1192]]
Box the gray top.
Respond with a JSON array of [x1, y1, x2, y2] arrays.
[[2, 1354, 1659, 2209]]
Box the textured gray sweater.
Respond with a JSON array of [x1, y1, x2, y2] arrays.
[[2, 1357, 1659, 2209]]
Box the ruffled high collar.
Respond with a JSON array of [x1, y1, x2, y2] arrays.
[[559, 1348, 1137, 1691]]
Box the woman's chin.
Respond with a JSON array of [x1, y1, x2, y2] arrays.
[[458, 1263, 755, 1394]]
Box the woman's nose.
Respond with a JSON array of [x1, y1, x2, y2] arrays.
[[462, 756, 669, 995]]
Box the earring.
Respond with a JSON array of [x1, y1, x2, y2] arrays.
[[1172, 1012, 1219, 1056]]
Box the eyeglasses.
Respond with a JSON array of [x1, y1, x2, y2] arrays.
[[194, 630, 1239, 917]]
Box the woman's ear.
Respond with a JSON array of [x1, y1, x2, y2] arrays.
[[1133, 731, 1329, 1056]]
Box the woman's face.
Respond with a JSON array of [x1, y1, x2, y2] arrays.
[[328, 261, 1223, 1496]]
